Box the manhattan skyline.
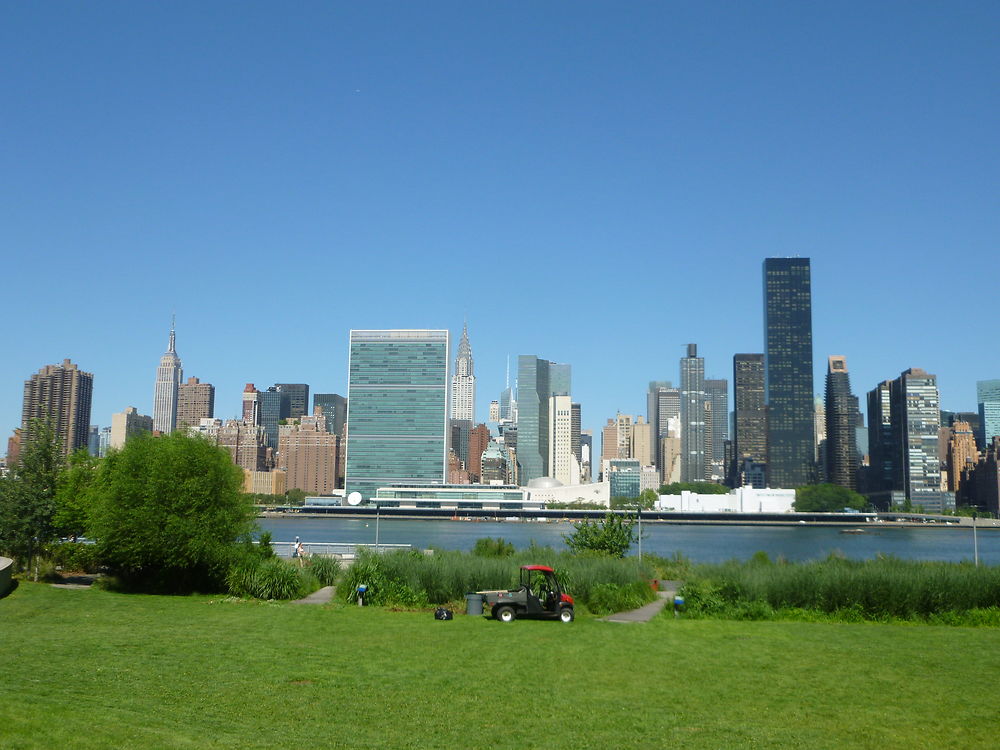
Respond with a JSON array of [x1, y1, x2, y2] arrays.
[[2, 3, 998, 445]]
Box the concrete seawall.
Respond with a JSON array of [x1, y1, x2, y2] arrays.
[[0, 557, 12, 597]]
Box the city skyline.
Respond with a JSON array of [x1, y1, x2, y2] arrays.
[[3, 3, 998, 449]]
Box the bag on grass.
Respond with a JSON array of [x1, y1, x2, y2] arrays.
[[434, 608, 453, 620]]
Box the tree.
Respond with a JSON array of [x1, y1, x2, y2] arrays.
[[658, 482, 729, 495], [0, 419, 64, 577], [610, 489, 658, 510], [794, 483, 867, 512], [53, 448, 101, 539], [563, 513, 637, 558], [87, 432, 256, 592], [285, 488, 307, 505]]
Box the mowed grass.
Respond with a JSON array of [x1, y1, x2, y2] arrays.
[[2, 583, 999, 749]]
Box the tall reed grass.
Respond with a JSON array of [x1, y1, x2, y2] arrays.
[[681, 554, 1000, 620]]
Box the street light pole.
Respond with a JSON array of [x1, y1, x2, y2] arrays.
[[973, 512, 979, 567], [374, 502, 380, 554]]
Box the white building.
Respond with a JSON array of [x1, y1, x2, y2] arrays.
[[526, 477, 610, 507], [548, 394, 580, 486], [655, 487, 795, 513], [450, 323, 475, 422], [152, 320, 183, 433], [110, 406, 153, 450]]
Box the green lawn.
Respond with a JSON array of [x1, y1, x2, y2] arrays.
[[2, 582, 999, 749]]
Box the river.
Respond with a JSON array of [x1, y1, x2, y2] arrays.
[[258, 517, 1000, 565]]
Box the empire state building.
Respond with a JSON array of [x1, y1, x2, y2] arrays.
[[153, 319, 184, 433]]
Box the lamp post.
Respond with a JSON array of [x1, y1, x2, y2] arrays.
[[374, 501, 381, 554], [973, 511, 979, 567]]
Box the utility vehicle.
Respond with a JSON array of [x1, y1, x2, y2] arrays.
[[476, 565, 574, 623]]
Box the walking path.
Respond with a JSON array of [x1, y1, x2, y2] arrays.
[[292, 585, 336, 605], [601, 580, 683, 623]]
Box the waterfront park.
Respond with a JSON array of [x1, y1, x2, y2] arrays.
[[3, 433, 1000, 748]]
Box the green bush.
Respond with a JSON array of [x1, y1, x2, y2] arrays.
[[472, 537, 516, 558], [586, 581, 657, 615], [49, 542, 104, 573], [227, 557, 310, 600], [304, 555, 340, 587]]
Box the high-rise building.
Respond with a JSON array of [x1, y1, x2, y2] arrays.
[[212, 419, 270, 472], [733, 354, 767, 486], [450, 323, 476, 422], [450, 418, 473, 467], [601, 413, 633, 464], [630, 415, 655, 467], [153, 320, 183, 434], [680, 344, 706, 482], [824, 356, 858, 491], [278, 414, 339, 495], [110, 406, 153, 450], [98, 426, 112, 458], [548, 395, 580, 485], [467, 423, 491, 482], [866, 369, 948, 511], [480, 441, 512, 484], [647, 381, 680, 441], [866, 381, 894, 496], [275, 384, 310, 420], [345, 330, 449, 502], [87, 425, 100, 457], [580, 430, 593, 482], [570, 403, 582, 467], [21, 359, 94, 457], [242, 384, 259, 426], [608, 459, 641, 499], [977, 380, 1000, 450], [516, 355, 570, 484], [313, 393, 348, 437], [764, 258, 814, 487], [489, 400, 500, 422], [176, 376, 215, 431], [705, 378, 729, 480], [946, 421, 979, 494], [259, 388, 284, 452]]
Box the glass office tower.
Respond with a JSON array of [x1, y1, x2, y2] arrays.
[[345, 330, 449, 502], [764, 258, 815, 487]]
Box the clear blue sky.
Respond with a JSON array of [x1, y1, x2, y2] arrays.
[[2, 1, 997, 447]]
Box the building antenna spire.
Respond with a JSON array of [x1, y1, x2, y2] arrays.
[[505, 355, 510, 389], [168, 313, 177, 353]]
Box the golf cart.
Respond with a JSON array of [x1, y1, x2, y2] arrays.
[[477, 565, 574, 623]]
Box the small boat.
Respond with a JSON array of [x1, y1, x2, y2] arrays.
[[840, 528, 867, 535]]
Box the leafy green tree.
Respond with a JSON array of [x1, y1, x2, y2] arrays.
[[610, 489, 658, 510], [53, 448, 100, 539], [563, 513, 637, 558], [0, 419, 64, 577], [87, 432, 256, 592], [658, 481, 729, 495], [285, 488, 307, 505], [794, 483, 867, 512]]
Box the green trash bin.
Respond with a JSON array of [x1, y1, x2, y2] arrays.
[[465, 593, 484, 616]]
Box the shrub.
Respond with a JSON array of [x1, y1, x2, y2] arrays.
[[586, 581, 656, 615], [563, 513, 637, 558], [304, 555, 340, 587], [227, 557, 310, 600], [472, 537, 516, 558], [49, 542, 103, 573]]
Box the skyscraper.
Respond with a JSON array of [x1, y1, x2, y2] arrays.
[[733, 354, 766, 485], [176, 376, 215, 431], [345, 330, 449, 502], [278, 414, 339, 495], [110, 406, 154, 450], [516, 355, 570, 484], [242, 384, 259, 426], [866, 369, 947, 511], [313, 393, 347, 437], [705, 378, 729, 480], [680, 344, 706, 482], [977, 380, 1000, 450], [21, 359, 94, 457], [259, 388, 284, 452], [275, 384, 310, 420], [824, 356, 858, 491], [450, 322, 475, 422], [153, 320, 183, 434], [763, 258, 814, 487], [548, 394, 579, 485]]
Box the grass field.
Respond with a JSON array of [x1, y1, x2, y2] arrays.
[[2, 582, 999, 749]]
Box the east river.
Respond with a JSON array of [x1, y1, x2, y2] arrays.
[[258, 516, 1000, 565]]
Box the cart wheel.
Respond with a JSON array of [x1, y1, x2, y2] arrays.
[[495, 605, 516, 623], [559, 607, 575, 623]]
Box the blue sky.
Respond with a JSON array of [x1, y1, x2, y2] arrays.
[[2, 1, 997, 447]]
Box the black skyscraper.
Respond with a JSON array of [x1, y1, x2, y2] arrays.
[[764, 258, 814, 487], [825, 356, 858, 491], [733, 353, 767, 485]]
